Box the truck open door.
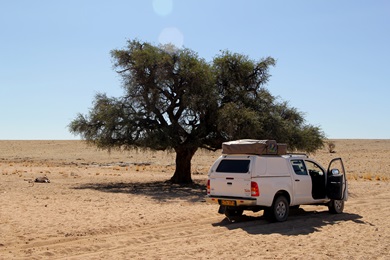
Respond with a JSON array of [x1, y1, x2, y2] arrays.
[[326, 158, 347, 200]]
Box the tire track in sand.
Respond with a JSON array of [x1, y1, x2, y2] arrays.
[[3, 215, 231, 259]]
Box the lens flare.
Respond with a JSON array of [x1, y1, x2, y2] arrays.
[[153, 0, 173, 16], [158, 27, 184, 48]]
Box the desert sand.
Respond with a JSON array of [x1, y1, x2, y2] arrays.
[[0, 139, 389, 259]]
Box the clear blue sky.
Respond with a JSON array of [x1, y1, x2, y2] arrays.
[[1, 0, 389, 140]]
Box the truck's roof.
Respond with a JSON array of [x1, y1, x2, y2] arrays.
[[221, 153, 308, 159], [282, 153, 308, 158]]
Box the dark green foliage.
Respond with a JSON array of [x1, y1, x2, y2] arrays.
[[69, 40, 325, 184]]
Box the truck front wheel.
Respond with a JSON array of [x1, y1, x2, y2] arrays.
[[266, 195, 289, 222], [328, 199, 344, 214]]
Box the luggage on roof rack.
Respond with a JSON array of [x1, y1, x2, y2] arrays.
[[222, 139, 287, 155]]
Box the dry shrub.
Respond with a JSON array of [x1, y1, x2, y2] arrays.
[[358, 172, 389, 182], [327, 141, 336, 153], [362, 173, 373, 181], [347, 174, 358, 181]]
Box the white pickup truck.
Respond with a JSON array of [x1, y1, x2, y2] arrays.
[[205, 140, 348, 222]]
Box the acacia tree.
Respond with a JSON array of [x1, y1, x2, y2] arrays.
[[69, 40, 324, 184]]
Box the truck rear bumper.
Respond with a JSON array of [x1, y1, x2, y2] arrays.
[[205, 196, 257, 206]]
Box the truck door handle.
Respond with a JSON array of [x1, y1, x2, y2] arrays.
[[295, 179, 300, 182], [227, 182, 232, 185]]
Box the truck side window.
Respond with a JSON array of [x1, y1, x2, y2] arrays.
[[216, 159, 250, 173], [291, 160, 308, 175], [305, 161, 324, 176]]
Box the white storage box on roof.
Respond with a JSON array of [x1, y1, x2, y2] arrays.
[[222, 139, 287, 155]]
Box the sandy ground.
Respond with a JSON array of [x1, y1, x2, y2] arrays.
[[0, 140, 389, 259]]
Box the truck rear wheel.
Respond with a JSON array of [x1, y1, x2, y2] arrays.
[[266, 195, 289, 222]]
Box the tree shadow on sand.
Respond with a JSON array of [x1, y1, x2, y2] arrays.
[[73, 181, 207, 203], [212, 208, 370, 236]]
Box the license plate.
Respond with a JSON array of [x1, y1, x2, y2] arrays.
[[220, 200, 236, 206]]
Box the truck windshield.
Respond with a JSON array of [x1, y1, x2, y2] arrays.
[[216, 159, 250, 173]]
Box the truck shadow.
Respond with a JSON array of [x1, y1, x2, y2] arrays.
[[212, 209, 369, 236], [73, 181, 207, 203]]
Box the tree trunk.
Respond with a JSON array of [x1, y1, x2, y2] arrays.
[[170, 146, 198, 184]]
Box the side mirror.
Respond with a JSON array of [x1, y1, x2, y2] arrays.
[[331, 169, 340, 175]]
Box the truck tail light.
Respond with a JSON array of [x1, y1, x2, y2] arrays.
[[207, 179, 210, 194], [251, 181, 260, 197]]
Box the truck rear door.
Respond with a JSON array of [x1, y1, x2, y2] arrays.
[[208, 156, 252, 198]]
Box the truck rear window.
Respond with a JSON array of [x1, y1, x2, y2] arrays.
[[216, 160, 250, 173]]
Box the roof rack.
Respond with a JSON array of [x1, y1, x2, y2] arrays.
[[283, 153, 308, 158]]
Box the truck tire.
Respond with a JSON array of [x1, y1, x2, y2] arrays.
[[266, 195, 289, 222], [328, 199, 344, 214]]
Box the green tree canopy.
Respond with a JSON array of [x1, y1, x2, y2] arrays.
[[69, 40, 324, 184]]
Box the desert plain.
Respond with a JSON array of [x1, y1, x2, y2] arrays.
[[0, 139, 389, 259]]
